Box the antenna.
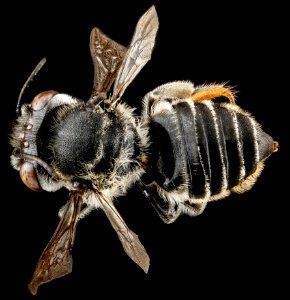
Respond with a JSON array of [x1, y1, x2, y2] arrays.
[[16, 57, 47, 115]]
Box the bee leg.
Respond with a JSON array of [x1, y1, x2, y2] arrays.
[[58, 201, 95, 219], [148, 195, 208, 223], [58, 203, 68, 218], [141, 186, 181, 224], [79, 205, 95, 219], [180, 201, 207, 217], [150, 196, 182, 224], [191, 83, 236, 104]]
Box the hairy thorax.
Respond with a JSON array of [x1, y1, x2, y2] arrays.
[[36, 102, 148, 198]]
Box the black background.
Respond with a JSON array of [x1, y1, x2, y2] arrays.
[[2, 0, 289, 298]]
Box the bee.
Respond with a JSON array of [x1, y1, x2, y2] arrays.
[[9, 5, 278, 295]]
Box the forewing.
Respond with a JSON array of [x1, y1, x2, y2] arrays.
[[28, 192, 83, 295], [90, 27, 127, 100], [110, 6, 159, 107], [95, 192, 150, 273]]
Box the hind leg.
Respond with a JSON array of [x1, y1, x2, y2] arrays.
[[180, 201, 207, 217], [142, 186, 208, 223]]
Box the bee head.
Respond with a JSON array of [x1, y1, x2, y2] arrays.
[[10, 91, 80, 192]]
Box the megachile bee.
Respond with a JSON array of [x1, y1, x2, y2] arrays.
[[9, 5, 278, 295]]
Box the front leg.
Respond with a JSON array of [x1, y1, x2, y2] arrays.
[[58, 192, 99, 219]]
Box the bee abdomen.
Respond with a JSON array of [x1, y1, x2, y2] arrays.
[[147, 98, 275, 201]]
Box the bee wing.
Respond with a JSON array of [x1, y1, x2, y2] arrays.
[[89, 27, 127, 101], [110, 6, 159, 107], [96, 192, 150, 273], [28, 192, 83, 295]]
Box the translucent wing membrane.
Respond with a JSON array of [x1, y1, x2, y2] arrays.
[[28, 192, 83, 295], [96, 192, 149, 273], [89, 27, 127, 102], [110, 6, 159, 107]]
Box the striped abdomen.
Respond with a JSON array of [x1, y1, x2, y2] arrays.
[[143, 82, 276, 210]]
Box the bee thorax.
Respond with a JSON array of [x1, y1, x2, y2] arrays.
[[36, 103, 147, 197]]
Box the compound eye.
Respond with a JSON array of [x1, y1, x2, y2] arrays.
[[19, 162, 42, 192], [31, 90, 58, 111]]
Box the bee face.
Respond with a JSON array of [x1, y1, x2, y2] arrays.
[[10, 92, 79, 192]]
